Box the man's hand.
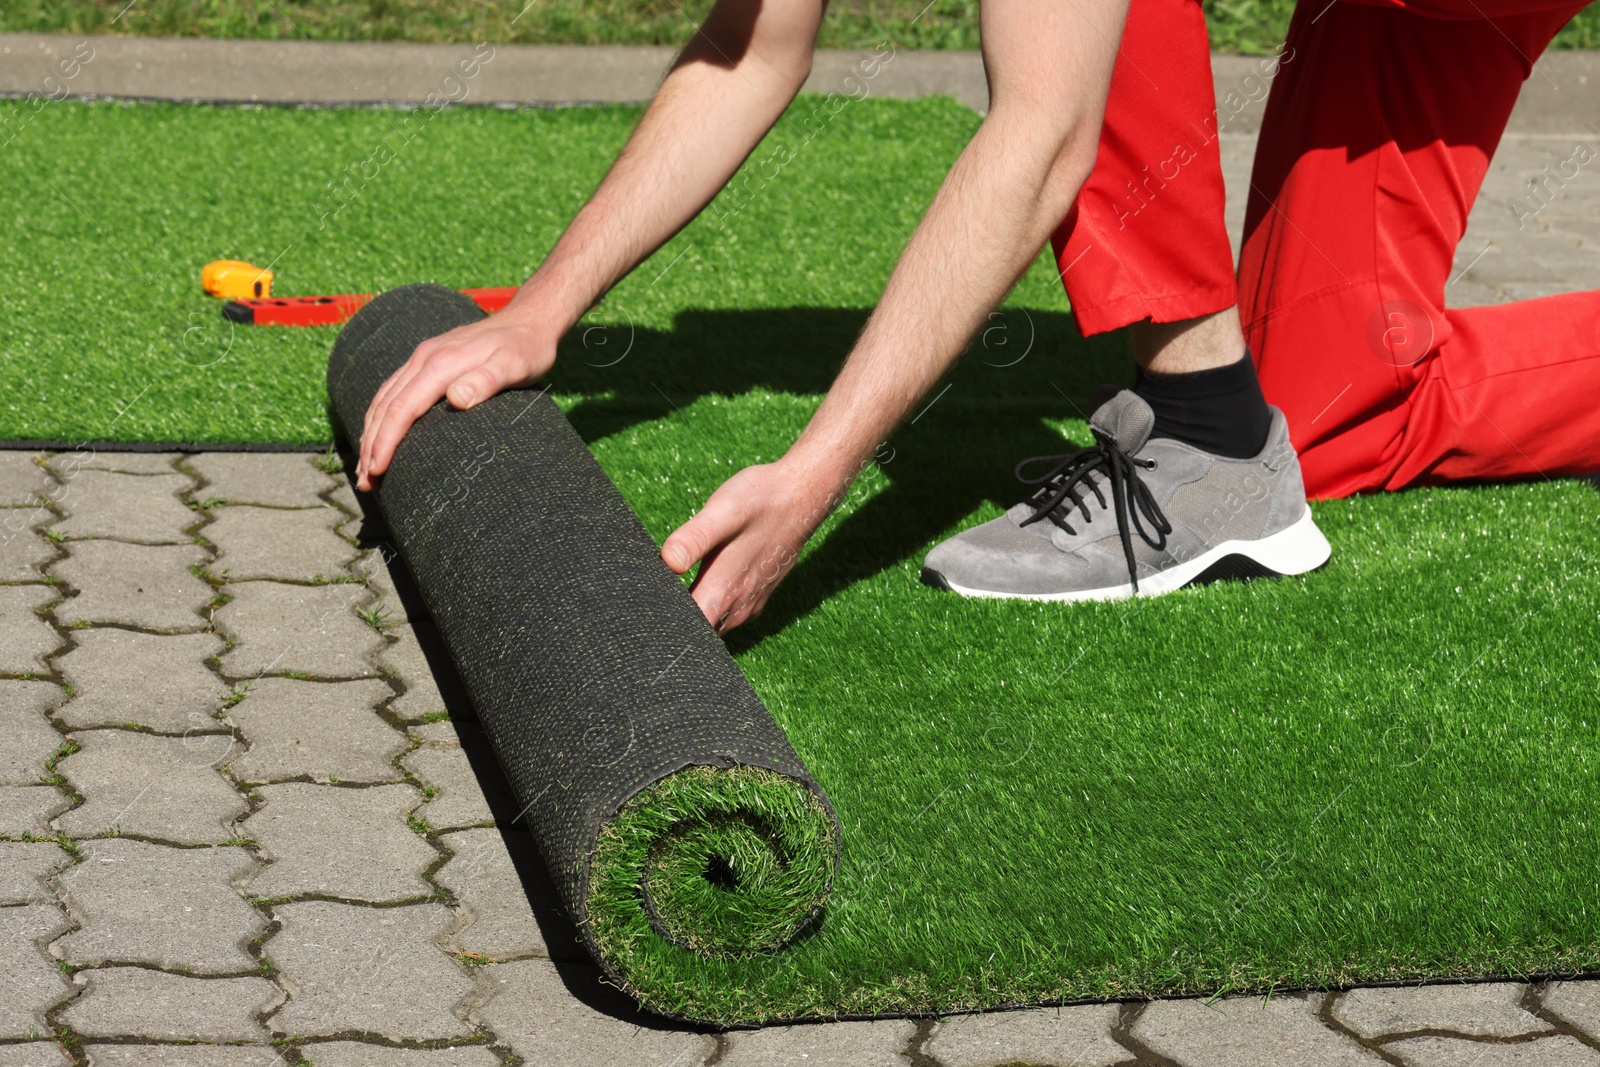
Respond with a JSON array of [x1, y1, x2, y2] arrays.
[[661, 459, 845, 633], [356, 313, 554, 491]]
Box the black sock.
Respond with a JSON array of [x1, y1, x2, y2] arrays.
[[1133, 351, 1272, 459]]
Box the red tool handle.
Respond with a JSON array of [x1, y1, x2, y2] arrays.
[[222, 286, 517, 327]]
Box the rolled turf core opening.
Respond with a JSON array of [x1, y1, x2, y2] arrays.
[[595, 764, 837, 959], [325, 284, 839, 1007]]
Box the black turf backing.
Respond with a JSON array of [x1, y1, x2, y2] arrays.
[[325, 283, 835, 957]]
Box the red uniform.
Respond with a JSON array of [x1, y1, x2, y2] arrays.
[[1052, 0, 1600, 497]]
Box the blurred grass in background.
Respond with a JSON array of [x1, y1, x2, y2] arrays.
[[3, 0, 1598, 54]]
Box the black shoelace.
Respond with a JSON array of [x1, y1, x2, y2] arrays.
[[1015, 430, 1173, 592]]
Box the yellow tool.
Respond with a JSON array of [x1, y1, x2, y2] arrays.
[[202, 260, 274, 300]]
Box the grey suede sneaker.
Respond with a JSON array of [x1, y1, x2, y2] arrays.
[[921, 389, 1331, 601]]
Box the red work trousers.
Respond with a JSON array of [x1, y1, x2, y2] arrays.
[[1053, 0, 1600, 497]]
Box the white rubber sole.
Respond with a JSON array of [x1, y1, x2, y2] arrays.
[[925, 509, 1333, 603]]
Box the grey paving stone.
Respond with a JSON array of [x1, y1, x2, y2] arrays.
[[268, 900, 474, 1040], [0, 585, 60, 675], [242, 783, 433, 902], [1448, 278, 1512, 307], [56, 838, 263, 973], [50, 540, 212, 632], [409, 721, 459, 746], [1455, 136, 1600, 306], [61, 967, 280, 1041], [1334, 983, 1547, 1038], [207, 506, 356, 583], [350, 548, 410, 625], [228, 678, 402, 784], [436, 829, 548, 960], [404, 739, 495, 832], [381, 624, 459, 720], [0, 904, 71, 1039], [298, 1043, 500, 1066], [475, 958, 715, 1067], [721, 1020, 915, 1066], [1458, 234, 1586, 301], [1553, 213, 1600, 246], [1388, 1035, 1600, 1067], [55, 630, 229, 733], [187, 453, 335, 510], [1133, 993, 1385, 1066], [215, 581, 383, 679], [84, 1047, 287, 1067], [1, 507, 53, 560], [1495, 278, 1585, 303], [925, 1004, 1125, 1067], [57, 730, 245, 844], [0, 786, 70, 836], [50, 452, 182, 477], [0, 1043, 71, 1067], [408, 722, 513, 824], [51, 470, 195, 544], [0, 452, 50, 506], [0, 680, 66, 785], [1543, 980, 1600, 1041], [0, 526, 54, 582], [326, 478, 360, 519], [0, 841, 71, 903]]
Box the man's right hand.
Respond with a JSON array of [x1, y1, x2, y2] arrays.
[[355, 311, 555, 491]]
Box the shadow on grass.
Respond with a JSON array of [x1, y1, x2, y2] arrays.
[[548, 306, 1130, 648]]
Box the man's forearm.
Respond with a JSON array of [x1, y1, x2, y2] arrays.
[[773, 0, 1129, 508], [500, 16, 818, 340], [781, 112, 1101, 499]]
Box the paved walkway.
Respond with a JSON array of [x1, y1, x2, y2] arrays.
[[3, 449, 1600, 1065], [3, 31, 1600, 131], [0, 33, 990, 111]]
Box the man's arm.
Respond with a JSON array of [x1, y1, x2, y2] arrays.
[[661, 0, 1131, 630], [355, 0, 825, 489]]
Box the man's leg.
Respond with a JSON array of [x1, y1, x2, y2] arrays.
[[920, 2, 1330, 603], [1051, 0, 1276, 460], [1239, 0, 1599, 498], [1050, 0, 1238, 347]]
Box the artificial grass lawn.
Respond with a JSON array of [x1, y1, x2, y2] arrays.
[[4, 97, 1598, 1020]]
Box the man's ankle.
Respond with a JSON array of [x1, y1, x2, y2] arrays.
[[1128, 307, 1247, 374], [1133, 353, 1272, 459], [1124, 308, 1270, 460]]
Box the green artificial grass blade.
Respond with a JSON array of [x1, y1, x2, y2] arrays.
[[587, 765, 838, 984], [4, 97, 1598, 1023]]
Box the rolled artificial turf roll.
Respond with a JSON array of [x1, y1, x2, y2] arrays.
[[326, 284, 839, 1005]]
